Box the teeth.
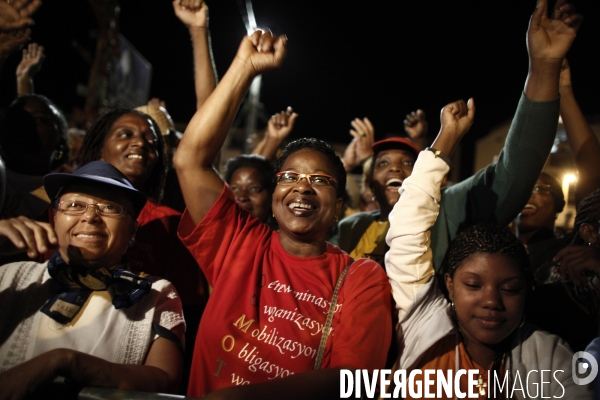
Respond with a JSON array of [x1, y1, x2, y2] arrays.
[[386, 178, 403, 187], [127, 154, 143, 159], [524, 204, 537, 210], [75, 234, 104, 238], [289, 202, 314, 210]]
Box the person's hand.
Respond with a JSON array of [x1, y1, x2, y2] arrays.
[[555, 245, 600, 286], [342, 117, 374, 172], [267, 106, 298, 140], [148, 97, 166, 108], [0, 217, 58, 258], [558, 58, 572, 91], [15, 41, 44, 78], [439, 98, 475, 142], [431, 98, 475, 156], [350, 117, 375, 161], [404, 110, 428, 141], [527, 0, 583, 64], [0, 0, 41, 32], [0, 349, 68, 400], [234, 29, 287, 77], [0, 29, 30, 60], [173, 0, 208, 29]]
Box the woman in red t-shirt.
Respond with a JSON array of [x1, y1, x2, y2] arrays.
[[174, 30, 392, 399]]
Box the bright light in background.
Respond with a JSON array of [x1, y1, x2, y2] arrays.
[[564, 174, 577, 184], [561, 173, 577, 211]]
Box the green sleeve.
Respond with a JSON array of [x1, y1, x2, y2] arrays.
[[431, 92, 560, 271]]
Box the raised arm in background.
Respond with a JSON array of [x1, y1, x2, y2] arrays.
[[0, 0, 40, 32], [173, 0, 218, 110], [403, 109, 428, 150], [252, 106, 298, 161], [0, 30, 30, 76], [430, 0, 583, 269], [559, 59, 600, 206], [173, 30, 287, 225], [16, 42, 44, 96], [341, 117, 375, 173]]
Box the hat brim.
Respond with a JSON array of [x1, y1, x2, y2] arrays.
[[44, 173, 147, 217]]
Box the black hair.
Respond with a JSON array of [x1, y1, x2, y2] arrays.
[[1, 95, 69, 171], [77, 109, 167, 203], [442, 223, 533, 289], [571, 189, 600, 245], [8, 95, 68, 140], [223, 154, 275, 193], [539, 172, 566, 214], [274, 138, 346, 198]]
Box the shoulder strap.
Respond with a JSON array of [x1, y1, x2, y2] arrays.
[[313, 258, 354, 369]]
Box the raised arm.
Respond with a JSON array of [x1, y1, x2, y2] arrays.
[[431, 0, 583, 268], [252, 106, 298, 161], [173, 0, 218, 110], [0, 0, 40, 32], [173, 30, 287, 225], [16, 42, 45, 96], [385, 99, 473, 369], [341, 117, 375, 173], [404, 109, 428, 151], [558, 59, 600, 205]]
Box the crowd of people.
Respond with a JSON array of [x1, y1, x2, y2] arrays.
[[0, 0, 598, 399]]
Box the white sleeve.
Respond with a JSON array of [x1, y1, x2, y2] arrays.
[[385, 150, 454, 368]]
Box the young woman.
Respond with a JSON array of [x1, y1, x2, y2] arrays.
[[0, 161, 184, 397], [385, 0, 590, 393], [173, 30, 391, 399]]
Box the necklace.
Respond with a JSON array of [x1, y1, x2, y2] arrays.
[[454, 335, 487, 399]]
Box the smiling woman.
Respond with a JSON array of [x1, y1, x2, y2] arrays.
[[0, 161, 184, 397], [75, 109, 208, 312], [173, 30, 391, 399]]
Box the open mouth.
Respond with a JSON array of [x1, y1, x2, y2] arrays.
[[520, 203, 537, 216], [127, 154, 144, 160], [386, 178, 403, 190], [287, 199, 317, 216]]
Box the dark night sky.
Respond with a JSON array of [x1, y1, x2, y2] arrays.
[[1, 0, 599, 177]]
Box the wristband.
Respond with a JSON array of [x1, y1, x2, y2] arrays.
[[425, 147, 453, 170]]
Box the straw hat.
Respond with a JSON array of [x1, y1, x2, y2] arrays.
[[135, 105, 181, 139]]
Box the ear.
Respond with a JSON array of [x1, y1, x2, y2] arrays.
[[580, 223, 599, 245], [444, 272, 454, 301]]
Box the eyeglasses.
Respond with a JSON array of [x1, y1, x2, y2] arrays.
[[275, 171, 338, 188], [532, 184, 552, 195], [57, 200, 125, 217]]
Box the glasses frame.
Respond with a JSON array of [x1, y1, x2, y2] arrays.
[[532, 184, 552, 195], [56, 200, 126, 218], [275, 171, 338, 189]]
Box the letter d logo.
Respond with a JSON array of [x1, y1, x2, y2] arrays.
[[572, 351, 598, 385]]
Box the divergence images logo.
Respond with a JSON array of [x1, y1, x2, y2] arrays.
[[572, 351, 598, 386]]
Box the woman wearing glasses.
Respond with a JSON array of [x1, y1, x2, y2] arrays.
[[174, 30, 391, 399], [0, 161, 184, 397]]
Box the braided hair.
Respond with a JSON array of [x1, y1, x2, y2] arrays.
[[275, 138, 346, 199], [442, 223, 533, 289], [571, 189, 600, 245], [77, 109, 167, 203]]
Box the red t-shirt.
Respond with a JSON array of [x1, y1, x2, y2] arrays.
[[127, 199, 207, 307], [179, 185, 392, 397]]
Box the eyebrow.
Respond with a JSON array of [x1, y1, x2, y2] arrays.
[[461, 272, 523, 282]]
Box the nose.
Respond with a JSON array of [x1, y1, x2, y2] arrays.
[[292, 176, 316, 193], [80, 204, 103, 222], [235, 189, 250, 203], [481, 287, 504, 310], [129, 132, 148, 148]]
